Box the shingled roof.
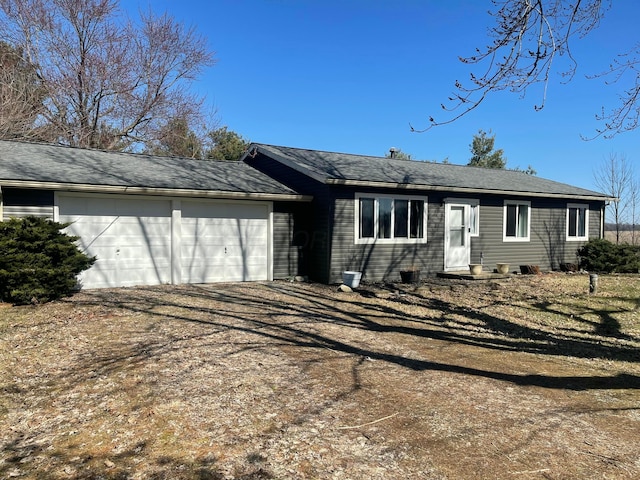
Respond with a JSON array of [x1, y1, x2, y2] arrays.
[[0, 140, 307, 200], [249, 144, 611, 201]]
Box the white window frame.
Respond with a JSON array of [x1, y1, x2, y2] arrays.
[[566, 203, 589, 241], [503, 200, 531, 242], [354, 193, 428, 244]]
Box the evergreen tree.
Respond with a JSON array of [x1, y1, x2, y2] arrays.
[[147, 117, 204, 159], [0, 217, 95, 304], [205, 127, 249, 161], [468, 129, 506, 168]]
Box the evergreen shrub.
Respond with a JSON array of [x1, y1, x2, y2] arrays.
[[0, 216, 95, 305], [577, 238, 640, 273]]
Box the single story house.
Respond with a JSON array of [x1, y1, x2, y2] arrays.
[[241, 143, 614, 284], [0, 140, 613, 289]]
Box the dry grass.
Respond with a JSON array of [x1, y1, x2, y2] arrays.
[[604, 230, 640, 245], [1, 273, 639, 479]]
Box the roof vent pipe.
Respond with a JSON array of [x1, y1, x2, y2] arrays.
[[389, 147, 396, 159]]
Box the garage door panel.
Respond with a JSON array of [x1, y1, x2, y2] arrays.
[[225, 244, 267, 259], [59, 195, 171, 289], [116, 200, 169, 217], [181, 201, 269, 283], [59, 196, 270, 288]]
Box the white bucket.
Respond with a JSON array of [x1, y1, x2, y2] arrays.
[[342, 271, 362, 288]]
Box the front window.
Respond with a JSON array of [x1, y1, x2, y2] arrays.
[[567, 203, 588, 241], [503, 200, 530, 241], [356, 194, 427, 244]]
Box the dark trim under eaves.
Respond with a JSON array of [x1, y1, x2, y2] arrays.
[[325, 178, 615, 202], [0, 180, 313, 202]]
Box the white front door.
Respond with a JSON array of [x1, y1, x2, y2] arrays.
[[444, 203, 471, 271]]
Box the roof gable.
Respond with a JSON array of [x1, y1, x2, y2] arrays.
[[249, 143, 611, 200]]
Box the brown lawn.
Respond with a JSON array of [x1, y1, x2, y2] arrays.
[[1, 273, 639, 479]]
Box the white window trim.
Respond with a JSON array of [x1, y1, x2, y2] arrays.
[[354, 193, 428, 244], [566, 203, 589, 241], [503, 200, 531, 242]]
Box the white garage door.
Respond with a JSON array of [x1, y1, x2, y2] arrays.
[[58, 195, 172, 289], [181, 201, 269, 283]]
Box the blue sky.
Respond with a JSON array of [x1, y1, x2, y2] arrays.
[[123, 0, 638, 191]]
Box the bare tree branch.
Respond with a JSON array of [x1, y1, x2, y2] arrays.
[[0, 0, 216, 150], [415, 0, 612, 134], [593, 153, 634, 243]]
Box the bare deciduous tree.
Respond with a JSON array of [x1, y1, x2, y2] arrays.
[[0, 0, 215, 150], [415, 1, 639, 138], [0, 42, 45, 139], [593, 153, 634, 243], [629, 177, 639, 245]]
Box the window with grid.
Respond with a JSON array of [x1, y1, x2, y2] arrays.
[[356, 194, 427, 244]]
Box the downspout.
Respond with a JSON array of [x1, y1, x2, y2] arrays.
[[0, 186, 3, 221]]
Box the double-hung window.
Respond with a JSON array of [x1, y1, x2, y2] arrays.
[[503, 200, 530, 242], [356, 194, 427, 243], [566, 203, 588, 241]]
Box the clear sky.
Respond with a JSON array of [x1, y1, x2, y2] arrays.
[[122, 0, 638, 192]]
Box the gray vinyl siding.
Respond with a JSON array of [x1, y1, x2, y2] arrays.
[[471, 197, 603, 272], [1, 187, 54, 220], [246, 150, 608, 283], [330, 192, 606, 282], [272, 202, 315, 279], [328, 189, 446, 283], [244, 154, 331, 283], [272, 209, 297, 279]]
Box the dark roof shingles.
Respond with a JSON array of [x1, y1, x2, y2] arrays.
[[0, 140, 296, 195], [255, 144, 608, 198]]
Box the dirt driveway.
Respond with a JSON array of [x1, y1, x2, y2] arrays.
[[1, 274, 639, 479]]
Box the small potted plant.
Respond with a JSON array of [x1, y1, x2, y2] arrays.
[[496, 263, 510, 274], [400, 266, 421, 283], [469, 264, 483, 275]]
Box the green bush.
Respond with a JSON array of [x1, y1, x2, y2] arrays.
[[577, 238, 640, 273], [0, 216, 95, 305]]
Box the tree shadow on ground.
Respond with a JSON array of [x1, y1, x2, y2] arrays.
[[3, 279, 640, 479], [65, 281, 640, 391]]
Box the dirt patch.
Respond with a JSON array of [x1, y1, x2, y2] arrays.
[[1, 273, 639, 479]]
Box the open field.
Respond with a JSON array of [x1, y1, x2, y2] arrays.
[[1, 273, 639, 479], [604, 230, 640, 245]]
